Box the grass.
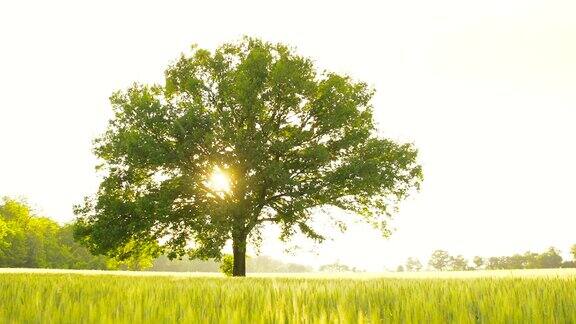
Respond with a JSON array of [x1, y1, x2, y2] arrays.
[[0, 269, 575, 323]]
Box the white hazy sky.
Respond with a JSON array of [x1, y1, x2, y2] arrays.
[[1, 0, 575, 271]]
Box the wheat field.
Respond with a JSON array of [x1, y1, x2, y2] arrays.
[[0, 269, 575, 323]]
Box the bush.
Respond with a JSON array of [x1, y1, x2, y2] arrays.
[[220, 255, 234, 276]]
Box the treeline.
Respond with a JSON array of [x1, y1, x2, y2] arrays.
[[0, 198, 311, 273], [151, 255, 312, 273], [0, 198, 110, 269], [6, 197, 576, 274], [318, 262, 364, 272], [401, 247, 576, 272]]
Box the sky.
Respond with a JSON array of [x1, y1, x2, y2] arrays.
[[1, 0, 575, 271]]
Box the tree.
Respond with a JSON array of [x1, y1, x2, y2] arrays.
[[150, 255, 220, 272], [247, 255, 311, 273], [571, 244, 576, 261], [450, 255, 469, 271], [74, 37, 423, 276], [472, 256, 484, 270], [522, 252, 540, 269], [405, 257, 422, 272], [561, 261, 576, 268], [105, 240, 158, 271], [539, 247, 562, 269], [482, 248, 564, 270], [56, 224, 109, 269], [0, 198, 40, 267], [428, 250, 451, 271], [0, 218, 9, 249], [485, 257, 501, 270], [0, 197, 112, 270], [319, 262, 352, 272]]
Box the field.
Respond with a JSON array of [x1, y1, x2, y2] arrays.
[[1, 269, 575, 323]]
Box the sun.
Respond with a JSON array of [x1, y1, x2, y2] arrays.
[[205, 166, 232, 195]]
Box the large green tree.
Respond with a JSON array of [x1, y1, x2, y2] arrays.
[[74, 38, 422, 276]]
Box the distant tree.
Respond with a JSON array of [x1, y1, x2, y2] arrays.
[[571, 244, 576, 261], [396, 265, 405, 272], [0, 198, 112, 270], [539, 247, 563, 269], [0, 198, 32, 267], [150, 255, 220, 272], [25, 216, 61, 268], [450, 255, 469, 271], [485, 257, 501, 270], [507, 254, 525, 269], [405, 257, 422, 272], [522, 252, 540, 269], [247, 255, 312, 273], [319, 262, 351, 272], [428, 250, 451, 271], [73, 37, 423, 277], [246, 255, 283, 272], [150, 254, 312, 273], [0, 218, 10, 250], [283, 262, 312, 273], [472, 256, 484, 270], [56, 224, 109, 269], [561, 261, 576, 268], [0, 198, 61, 268], [483, 248, 564, 270]]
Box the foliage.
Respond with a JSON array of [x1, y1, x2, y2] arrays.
[[247, 255, 312, 273], [0, 198, 62, 268], [318, 262, 362, 272], [562, 261, 576, 268], [0, 218, 10, 250], [405, 257, 422, 272], [149, 254, 311, 273], [149, 255, 220, 272], [539, 247, 563, 268], [0, 198, 111, 270], [429, 247, 572, 272], [220, 254, 234, 276], [74, 37, 423, 276], [56, 224, 110, 269], [428, 250, 451, 271], [104, 240, 160, 271], [450, 255, 470, 271], [0, 198, 309, 273], [473, 256, 484, 269], [1, 271, 576, 323], [485, 248, 564, 270]]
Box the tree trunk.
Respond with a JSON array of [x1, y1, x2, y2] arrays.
[[232, 235, 247, 277]]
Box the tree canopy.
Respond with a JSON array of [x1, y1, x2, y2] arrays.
[[74, 37, 423, 276], [405, 257, 423, 272], [0, 198, 110, 269], [419, 247, 573, 272], [428, 250, 452, 271]]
